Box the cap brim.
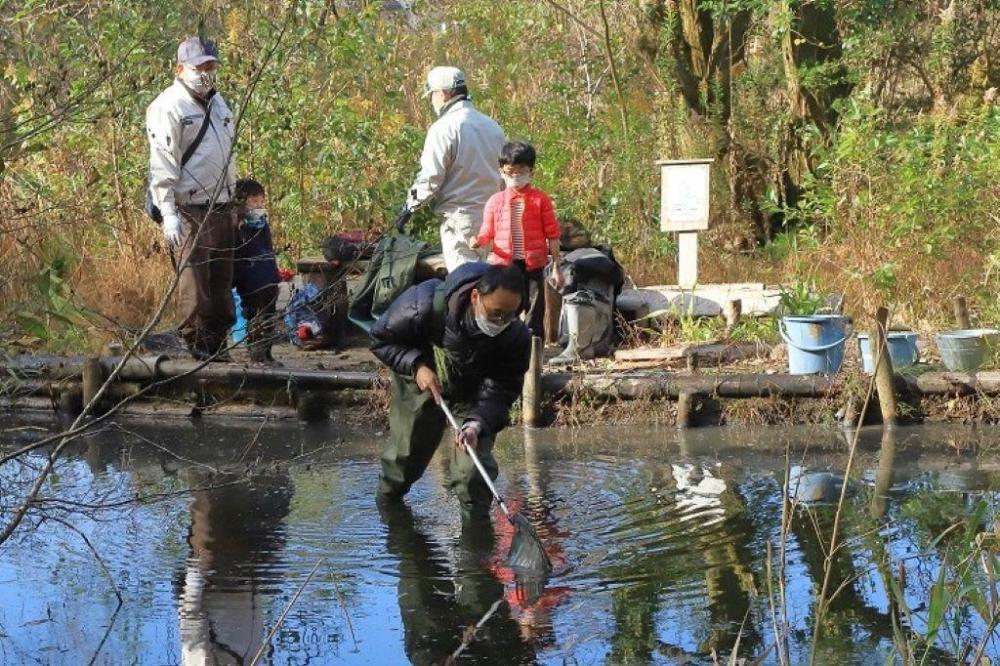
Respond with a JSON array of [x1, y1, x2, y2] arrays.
[[183, 54, 218, 66]]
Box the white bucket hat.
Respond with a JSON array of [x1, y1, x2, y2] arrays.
[[423, 66, 465, 97]]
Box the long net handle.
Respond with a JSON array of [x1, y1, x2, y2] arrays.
[[437, 396, 511, 518]]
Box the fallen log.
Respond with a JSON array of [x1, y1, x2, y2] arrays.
[[898, 371, 1000, 396], [105, 356, 383, 390], [10, 355, 1000, 403], [1, 355, 87, 380], [545, 370, 1000, 400], [0, 355, 383, 391], [542, 372, 838, 399]]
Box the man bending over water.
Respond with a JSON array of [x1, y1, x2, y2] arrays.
[[370, 263, 530, 519]]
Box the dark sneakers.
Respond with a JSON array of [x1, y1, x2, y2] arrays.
[[248, 347, 282, 366]]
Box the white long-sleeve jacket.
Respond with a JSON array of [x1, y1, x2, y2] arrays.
[[146, 79, 237, 218], [406, 99, 505, 216]]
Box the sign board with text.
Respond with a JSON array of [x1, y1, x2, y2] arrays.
[[657, 159, 713, 232]]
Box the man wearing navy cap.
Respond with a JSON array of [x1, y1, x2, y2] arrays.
[[146, 37, 238, 360]]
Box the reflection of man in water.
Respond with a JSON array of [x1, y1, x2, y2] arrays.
[[485, 495, 570, 648], [178, 473, 292, 664], [487, 428, 570, 647], [378, 502, 536, 665]]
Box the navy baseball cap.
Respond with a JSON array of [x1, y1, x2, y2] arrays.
[[177, 37, 219, 66]]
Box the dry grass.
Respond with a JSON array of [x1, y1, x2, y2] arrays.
[[549, 388, 844, 428]]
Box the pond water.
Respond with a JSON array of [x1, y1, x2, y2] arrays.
[[1, 416, 999, 665]]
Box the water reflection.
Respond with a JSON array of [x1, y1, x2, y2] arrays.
[[872, 427, 898, 519], [502, 428, 571, 647], [1, 419, 1000, 664], [600, 427, 761, 663], [377, 501, 535, 665], [178, 468, 291, 664]]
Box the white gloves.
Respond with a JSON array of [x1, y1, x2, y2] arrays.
[[162, 213, 183, 247]]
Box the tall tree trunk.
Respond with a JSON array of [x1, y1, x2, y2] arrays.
[[667, 0, 750, 123], [779, 0, 851, 227], [643, 1, 775, 244]]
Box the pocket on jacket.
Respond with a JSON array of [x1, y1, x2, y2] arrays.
[[180, 113, 206, 145]]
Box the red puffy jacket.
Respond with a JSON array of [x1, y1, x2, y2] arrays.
[[477, 185, 560, 271]]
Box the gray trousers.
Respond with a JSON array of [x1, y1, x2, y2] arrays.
[[440, 208, 487, 271]]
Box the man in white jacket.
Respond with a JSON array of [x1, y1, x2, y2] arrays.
[[146, 37, 238, 360], [397, 66, 505, 271]]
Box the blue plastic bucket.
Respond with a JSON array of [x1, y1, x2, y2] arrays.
[[779, 315, 851, 375], [231, 288, 248, 345], [857, 331, 919, 374], [936, 329, 1000, 371]]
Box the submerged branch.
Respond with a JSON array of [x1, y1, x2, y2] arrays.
[[250, 557, 327, 666]]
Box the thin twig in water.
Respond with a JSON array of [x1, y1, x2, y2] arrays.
[[330, 572, 359, 652], [249, 558, 326, 666], [778, 437, 791, 665], [969, 610, 1000, 665], [239, 416, 269, 463], [808, 329, 881, 665], [42, 515, 122, 604], [33, 479, 249, 511], [764, 542, 784, 666], [726, 604, 752, 665], [446, 597, 503, 664], [110, 424, 222, 474], [86, 597, 123, 666]]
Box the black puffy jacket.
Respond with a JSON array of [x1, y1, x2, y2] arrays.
[[371, 262, 531, 435]]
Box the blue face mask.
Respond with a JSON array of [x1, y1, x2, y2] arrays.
[[243, 208, 267, 228]]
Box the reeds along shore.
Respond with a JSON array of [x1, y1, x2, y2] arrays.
[[6, 2, 1000, 356]]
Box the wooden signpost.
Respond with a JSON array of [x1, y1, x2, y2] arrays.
[[656, 159, 713, 289]]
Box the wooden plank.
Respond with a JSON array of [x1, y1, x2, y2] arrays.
[[614, 346, 688, 362], [614, 342, 771, 368]]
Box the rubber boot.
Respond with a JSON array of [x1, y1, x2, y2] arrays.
[[549, 302, 583, 366], [574, 303, 599, 360]]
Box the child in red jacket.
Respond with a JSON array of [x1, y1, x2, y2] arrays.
[[472, 141, 563, 338]]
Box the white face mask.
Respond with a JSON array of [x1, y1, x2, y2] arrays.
[[473, 300, 512, 337], [179, 66, 216, 95], [431, 94, 445, 117], [475, 312, 510, 337], [502, 171, 531, 189]]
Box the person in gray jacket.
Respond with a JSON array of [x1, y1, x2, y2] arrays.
[[396, 66, 506, 271], [146, 37, 238, 360]]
